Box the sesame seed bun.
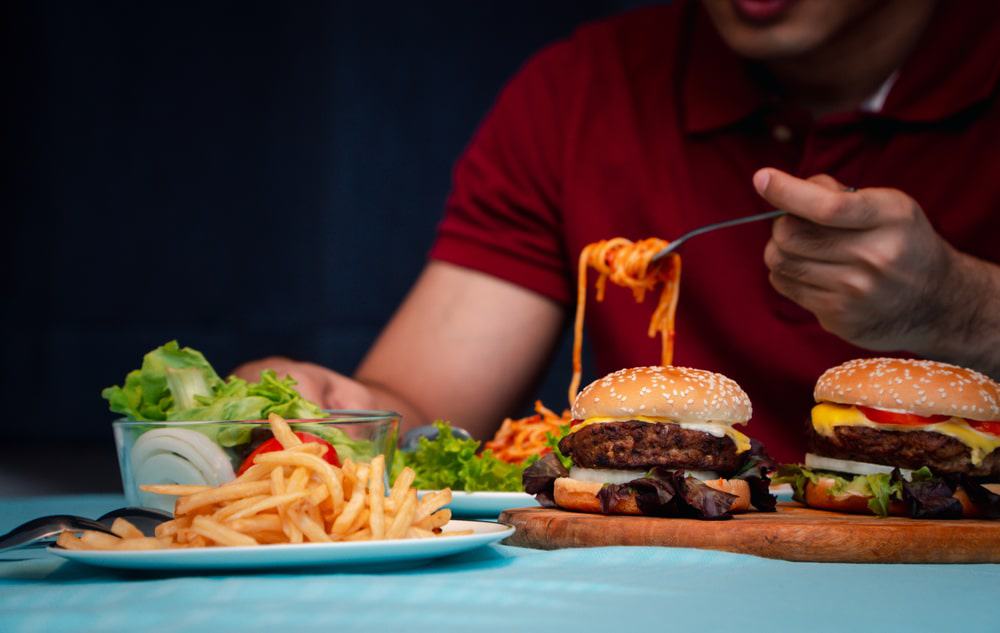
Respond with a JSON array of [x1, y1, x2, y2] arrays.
[[571, 366, 752, 425], [814, 358, 1000, 421]]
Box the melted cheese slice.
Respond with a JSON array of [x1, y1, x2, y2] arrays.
[[811, 403, 1000, 466], [570, 416, 751, 454]]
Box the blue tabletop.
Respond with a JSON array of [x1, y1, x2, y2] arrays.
[[1, 495, 999, 633]]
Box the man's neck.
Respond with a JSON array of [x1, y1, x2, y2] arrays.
[[766, 0, 937, 116]]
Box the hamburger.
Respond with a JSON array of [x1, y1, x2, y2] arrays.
[[522, 366, 776, 519], [777, 357, 1000, 519]]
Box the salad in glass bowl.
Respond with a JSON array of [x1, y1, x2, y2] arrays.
[[104, 341, 397, 512]]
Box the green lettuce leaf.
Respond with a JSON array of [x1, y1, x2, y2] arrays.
[[102, 341, 223, 421], [544, 424, 573, 470], [393, 421, 531, 492], [102, 342, 327, 427], [774, 464, 903, 517]]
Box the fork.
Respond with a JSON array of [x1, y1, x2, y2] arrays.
[[651, 209, 785, 263], [0, 507, 172, 553]]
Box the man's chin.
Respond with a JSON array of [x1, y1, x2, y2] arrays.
[[700, 0, 869, 61]]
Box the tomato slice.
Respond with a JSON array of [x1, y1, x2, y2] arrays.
[[968, 421, 1000, 437], [570, 418, 585, 428], [237, 431, 340, 475], [856, 406, 950, 426]]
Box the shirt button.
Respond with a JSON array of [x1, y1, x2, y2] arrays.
[[772, 124, 793, 142]]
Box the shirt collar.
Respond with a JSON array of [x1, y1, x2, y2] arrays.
[[680, 1, 1000, 133], [879, 1, 1000, 122]]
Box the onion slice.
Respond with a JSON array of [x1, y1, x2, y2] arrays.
[[569, 466, 720, 484], [130, 429, 236, 511], [805, 453, 913, 478]]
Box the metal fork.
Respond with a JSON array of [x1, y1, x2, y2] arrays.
[[651, 209, 785, 263], [0, 507, 172, 553]]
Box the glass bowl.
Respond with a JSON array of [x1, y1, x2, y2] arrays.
[[112, 410, 399, 512]]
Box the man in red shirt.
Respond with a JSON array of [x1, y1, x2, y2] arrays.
[[239, 0, 1000, 461]]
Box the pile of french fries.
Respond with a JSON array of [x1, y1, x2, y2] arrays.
[[57, 414, 462, 550]]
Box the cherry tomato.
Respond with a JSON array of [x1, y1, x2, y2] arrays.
[[856, 406, 950, 426], [237, 432, 340, 475], [968, 421, 1000, 437]]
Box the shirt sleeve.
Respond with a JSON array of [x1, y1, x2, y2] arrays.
[[429, 41, 575, 305]]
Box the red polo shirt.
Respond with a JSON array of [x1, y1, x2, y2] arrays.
[[430, 1, 1000, 461]]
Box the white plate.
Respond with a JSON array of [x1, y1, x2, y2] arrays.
[[421, 490, 539, 518], [48, 520, 512, 571]]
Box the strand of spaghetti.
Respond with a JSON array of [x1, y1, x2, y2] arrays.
[[569, 237, 680, 406]]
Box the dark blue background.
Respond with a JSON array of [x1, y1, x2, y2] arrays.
[[4, 1, 653, 491]]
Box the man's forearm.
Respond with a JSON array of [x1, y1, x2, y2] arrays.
[[912, 250, 1000, 379], [353, 378, 432, 435]]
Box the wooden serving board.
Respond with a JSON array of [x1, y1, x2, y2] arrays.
[[499, 502, 1000, 563]]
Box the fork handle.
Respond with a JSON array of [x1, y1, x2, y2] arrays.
[[652, 209, 786, 262]]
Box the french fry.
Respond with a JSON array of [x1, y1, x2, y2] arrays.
[[270, 465, 285, 496], [254, 531, 291, 545], [307, 483, 330, 506], [368, 455, 386, 539], [268, 412, 302, 449], [154, 517, 192, 538], [226, 492, 308, 521], [80, 531, 122, 550], [284, 442, 328, 457], [212, 495, 269, 522], [110, 518, 145, 540], [414, 509, 451, 531], [286, 467, 310, 493], [254, 452, 344, 514], [415, 489, 452, 522], [233, 463, 275, 483], [227, 515, 283, 533], [389, 467, 415, 510], [344, 528, 372, 541], [269, 465, 302, 543], [175, 481, 271, 515], [190, 516, 258, 547], [406, 526, 436, 539], [438, 529, 474, 537], [386, 489, 417, 539], [350, 507, 370, 534], [139, 484, 211, 496], [288, 506, 331, 543], [183, 535, 208, 548], [331, 464, 368, 536], [55, 532, 86, 550], [114, 537, 173, 551]]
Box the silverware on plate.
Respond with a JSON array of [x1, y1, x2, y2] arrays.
[[0, 507, 171, 554]]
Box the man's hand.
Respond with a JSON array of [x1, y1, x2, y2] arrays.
[[233, 357, 377, 410], [754, 167, 1000, 376]]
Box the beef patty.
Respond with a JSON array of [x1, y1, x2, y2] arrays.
[[558, 420, 741, 472], [808, 423, 1000, 478]]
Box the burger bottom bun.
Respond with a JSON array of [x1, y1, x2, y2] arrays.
[[552, 477, 751, 515], [801, 477, 999, 518]]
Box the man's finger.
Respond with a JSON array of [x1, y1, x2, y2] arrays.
[[771, 215, 855, 262], [753, 168, 878, 229], [806, 173, 846, 192], [765, 242, 871, 295]]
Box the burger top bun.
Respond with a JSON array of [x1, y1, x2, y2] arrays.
[[572, 366, 752, 425], [814, 357, 1000, 421]]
